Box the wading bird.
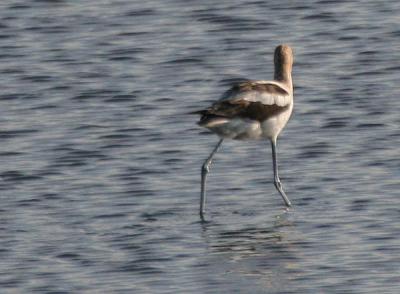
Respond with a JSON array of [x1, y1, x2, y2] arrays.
[[193, 44, 294, 219]]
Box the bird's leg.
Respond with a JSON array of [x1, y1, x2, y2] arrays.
[[200, 139, 223, 219], [271, 138, 292, 207]]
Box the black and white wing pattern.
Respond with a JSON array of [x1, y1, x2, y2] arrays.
[[196, 81, 292, 126]]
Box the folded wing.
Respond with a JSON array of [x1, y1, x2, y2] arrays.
[[195, 81, 291, 126], [220, 81, 291, 106]]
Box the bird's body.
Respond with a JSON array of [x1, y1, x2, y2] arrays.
[[196, 80, 293, 140], [194, 45, 294, 219]]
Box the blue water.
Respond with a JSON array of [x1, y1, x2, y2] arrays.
[[1, 0, 399, 293]]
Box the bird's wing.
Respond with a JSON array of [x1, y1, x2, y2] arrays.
[[194, 81, 292, 125], [219, 81, 291, 107]]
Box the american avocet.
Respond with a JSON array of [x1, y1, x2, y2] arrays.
[[193, 44, 294, 219]]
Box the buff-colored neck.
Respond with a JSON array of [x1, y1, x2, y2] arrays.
[[274, 63, 292, 89], [273, 45, 293, 91]]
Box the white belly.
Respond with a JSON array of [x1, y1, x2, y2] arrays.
[[205, 117, 261, 140], [261, 102, 293, 139], [205, 102, 293, 140]]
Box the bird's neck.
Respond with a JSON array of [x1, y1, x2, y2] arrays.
[[274, 63, 293, 90]]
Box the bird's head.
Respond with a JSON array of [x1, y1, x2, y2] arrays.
[[274, 44, 294, 67]]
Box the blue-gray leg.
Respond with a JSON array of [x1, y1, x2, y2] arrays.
[[271, 138, 292, 207], [200, 139, 223, 220]]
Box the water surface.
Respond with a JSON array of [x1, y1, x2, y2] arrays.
[[1, 0, 399, 293]]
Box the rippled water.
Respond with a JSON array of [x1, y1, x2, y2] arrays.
[[1, 0, 399, 293]]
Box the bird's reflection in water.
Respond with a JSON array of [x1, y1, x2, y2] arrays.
[[202, 212, 294, 254], [199, 211, 300, 289]]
